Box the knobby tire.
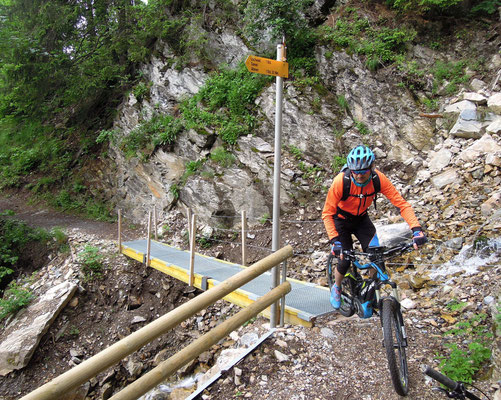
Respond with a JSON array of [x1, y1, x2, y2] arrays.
[[381, 298, 409, 396], [327, 254, 355, 317], [326, 254, 336, 289], [338, 276, 355, 317]]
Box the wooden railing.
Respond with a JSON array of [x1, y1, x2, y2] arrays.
[[20, 245, 293, 400]]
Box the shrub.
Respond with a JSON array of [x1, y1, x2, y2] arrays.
[[337, 95, 349, 111], [181, 64, 269, 144], [132, 81, 151, 102], [438, 342, 491, 384], [432, 60, 468, 95], [319, 15, 416, 70], [386, 0, 463, 13], [471, 0, 501, 15], [78, 245, 105, 281], [120, 113, 183, 160], [0, 219, 51, 287], [437, 311, 493, 383], [0, 281, 34, 321], [170, 184, 180, 200], [354, 120, 371, 135]]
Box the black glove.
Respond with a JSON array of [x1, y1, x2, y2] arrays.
[[412, 227, 427, 247]]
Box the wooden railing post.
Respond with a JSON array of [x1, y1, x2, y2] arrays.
[[186, 207, 192, 241], [241, 210, 247, 266], [280, 260, 287, 327], [118, 209, 122, 253], [189, 214, 196, 287], [146, 211, 152, 267], [153, 207, 158, 240]]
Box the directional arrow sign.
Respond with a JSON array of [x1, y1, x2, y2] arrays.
[[245, 55, 288, 78]]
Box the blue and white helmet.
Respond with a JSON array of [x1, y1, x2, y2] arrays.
[[346, 145, 375, 170]]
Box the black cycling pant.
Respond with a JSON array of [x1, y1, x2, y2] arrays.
[[334, 213, 377, 275]]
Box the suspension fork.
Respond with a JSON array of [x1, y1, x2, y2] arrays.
[[376, 281, 401, 303]]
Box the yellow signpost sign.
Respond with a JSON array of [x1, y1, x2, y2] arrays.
[[245, 55, 288, 78]]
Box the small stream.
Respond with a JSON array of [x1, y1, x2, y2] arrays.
[[138, 373, 205, 400], [137, 331, 262, 400], [430, 237, 501, 280]]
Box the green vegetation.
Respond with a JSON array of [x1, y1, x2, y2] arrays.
[[0, 280, 34, 321], [0, 0, 247, 211], [289, 145, 304, 160], [78, 245, 105, 281], [197, 236, 213, 248], [0, 218, 51, 288], [445, 299, 468, 313], [182, 160, 205, 183], [243, 0, 318, 76], [437, 309, 493, 384], [354, 120, 370, 135], [68, 325, 80, 337], [299, 162, 324, 187], [210, 147, 236, 168], [120, 113, 184, 160], [332, 156, 347, 171], [471, 0, 501, 15], [170, 184, 180, 200], [337, 95, 349, 112], [432, 60, 469, 95], [51, 227, 70, 253], [181, 64, 270, 145], [319, 14, 417, 70], [259, 213, 271, 224]]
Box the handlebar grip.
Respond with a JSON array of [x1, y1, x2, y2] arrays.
[[423, 366, 459, 391]]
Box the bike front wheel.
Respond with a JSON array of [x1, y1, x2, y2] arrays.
[[381, 297, 409, 396]]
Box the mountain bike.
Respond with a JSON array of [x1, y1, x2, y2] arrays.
[[326, 241, 414, 396], [422, 365, 489, 399]]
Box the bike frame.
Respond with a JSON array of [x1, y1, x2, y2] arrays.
[[350, 259, 401, 305]]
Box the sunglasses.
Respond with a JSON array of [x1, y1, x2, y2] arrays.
[[351, 168, 371, 175]]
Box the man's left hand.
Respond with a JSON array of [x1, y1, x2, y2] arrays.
[[412, 230, 427, 249]]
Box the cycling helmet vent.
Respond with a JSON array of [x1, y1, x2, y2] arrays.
[[346, 145, 375, 170]]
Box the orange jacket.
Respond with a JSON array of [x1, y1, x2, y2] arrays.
[[322, 169, 421, 240]]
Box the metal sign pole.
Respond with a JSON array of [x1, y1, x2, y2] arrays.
[[270, 41, 285, 328]]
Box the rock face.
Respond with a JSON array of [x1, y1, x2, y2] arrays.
[[87, 22, 501, 236], [0, 281, 77, 376]]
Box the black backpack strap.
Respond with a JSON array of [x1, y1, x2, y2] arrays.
[[372, 170, 381, 193], [341, 168, 351, 201], [371, 170, 380, 210]]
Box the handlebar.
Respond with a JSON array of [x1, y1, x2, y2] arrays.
[[341, 241, 414, 260], [422, 365, 485, 400], [423, 366, 459, 391]]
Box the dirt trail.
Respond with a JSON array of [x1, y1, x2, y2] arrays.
[[0, 192, 140, 240]]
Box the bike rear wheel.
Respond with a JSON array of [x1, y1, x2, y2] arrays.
[[326, 254, 336, 289], [381, 297, 409, 396], [326, 254, 355, 317]]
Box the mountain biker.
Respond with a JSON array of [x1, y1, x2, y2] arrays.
[[321, 145, 427, 309]]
